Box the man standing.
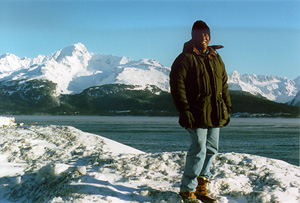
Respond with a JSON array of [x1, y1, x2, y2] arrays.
[[169, 20, 231, 202]]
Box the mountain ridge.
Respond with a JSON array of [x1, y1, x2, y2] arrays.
[[0, 43, 170, 96], [0, 43, 299, 105], [228, 71, 299, 104]]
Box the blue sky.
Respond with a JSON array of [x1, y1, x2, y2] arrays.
[[1, 0, 300, 79]]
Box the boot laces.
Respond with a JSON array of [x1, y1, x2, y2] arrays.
[[196, 178, 209, 196]]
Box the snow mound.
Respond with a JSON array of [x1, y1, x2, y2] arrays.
[[211, 153, 300, 203], [0, 121, 299, 202], [0, 116, 16, 128]]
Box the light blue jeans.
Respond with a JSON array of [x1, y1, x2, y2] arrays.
[[180, 127, 219, 192]]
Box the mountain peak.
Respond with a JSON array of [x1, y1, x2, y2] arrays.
[[0, 53, 24, 73], [51, 42, 91, 63], [68, 43, 88, 54], [229, 71, 240, 77], [63, 42, 87, 52], [0, 53, 20, 62]]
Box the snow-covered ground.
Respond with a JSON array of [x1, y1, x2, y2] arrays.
[[0, 117, 299, 203]]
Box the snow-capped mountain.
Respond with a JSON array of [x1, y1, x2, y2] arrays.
[[228, 71, 300, 103], [0, 43, 299, 104], [0, 43, 170, 96]]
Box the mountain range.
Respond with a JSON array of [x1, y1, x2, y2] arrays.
[[0, 43, 169, 96], [228, 71, 300, 104], [0, 43, 299, 116]]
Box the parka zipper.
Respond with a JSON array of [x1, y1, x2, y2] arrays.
[[194, 54, 207, 101]]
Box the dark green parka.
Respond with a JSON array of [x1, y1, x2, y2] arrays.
[[170, 40, 231, 128]]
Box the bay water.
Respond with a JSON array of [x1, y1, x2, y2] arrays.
[[14, 116, 299, 166]]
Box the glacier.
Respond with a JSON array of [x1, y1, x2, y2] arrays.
[[0, 43, 299, 104]]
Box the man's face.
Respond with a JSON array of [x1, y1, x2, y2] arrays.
[[193, 30, 210, 51]]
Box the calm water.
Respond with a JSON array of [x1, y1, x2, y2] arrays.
[[13, 116, 300, 166]]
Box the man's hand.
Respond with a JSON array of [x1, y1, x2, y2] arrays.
[[179, 111, 195, 129]]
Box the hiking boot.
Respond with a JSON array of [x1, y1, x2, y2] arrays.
[[179, 191, 197, 201], [195, 176, 217, 203]]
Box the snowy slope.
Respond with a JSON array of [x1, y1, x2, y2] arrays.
[[0, 43, 299, 103], [0, 43, 170, 95], [288, 91, 300, 106], [0, 117, 299, 203]]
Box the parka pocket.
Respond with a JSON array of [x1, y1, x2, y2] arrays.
[[217, 98, 230, 126], [213, 68, 224, 93]]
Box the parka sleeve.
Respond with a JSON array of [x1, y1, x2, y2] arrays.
[[218, 55, 232, 109], [169, 54, 190, 113]]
